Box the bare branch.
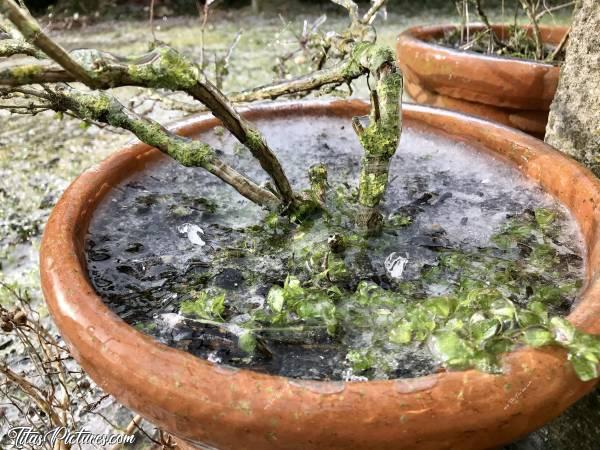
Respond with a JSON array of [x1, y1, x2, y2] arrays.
[[362, 0, 387, 25], [0, 362, 65, 428], [547, 26, 570, 61], [331, 0, 359, 22], [519, 0, 544, 59], [536, 1, 576, 20]]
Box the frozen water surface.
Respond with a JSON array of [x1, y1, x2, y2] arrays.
[[85, 112, 585, 380]]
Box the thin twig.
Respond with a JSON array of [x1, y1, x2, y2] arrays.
[[547, 26, 570, 61]]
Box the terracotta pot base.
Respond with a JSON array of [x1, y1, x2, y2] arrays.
[[405, 78, 548, 138], [397, 24, 567, 135], [40, 100, 600, 450]]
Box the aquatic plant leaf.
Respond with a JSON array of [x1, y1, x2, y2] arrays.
[[569, 353, 599, 382], [534, 208, 556, 229], [239, 331, 257, 354], [550, 317, 576, 344], [529, 244, 559, 269], [346, 350, 373, 372], [424, 296, 456, 318], [469, 318, 500, 343], [267, 286, 285, 313], [530, 285, 563, 305], [389, 321, 412, 344], [388, 213, 412, 228], [522, 328, 554, 347], [516, 310, 545, 328], [490, 298, 516, 320], [527, 301, 549, 322], [283, 275, 304, 302], [429, 331, 473, 367], [440, 252, 469, 271], [484, 336, 514, 355], [471, 352, 502, 374], [180, 291, 225, 320]]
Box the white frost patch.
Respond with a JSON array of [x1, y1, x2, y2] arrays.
[[207, 351, 222, 364], [158, 313, 183, 329], [384, 252, 409, 279], [342, 368, 368, 382], [177, 223, 206, 246]]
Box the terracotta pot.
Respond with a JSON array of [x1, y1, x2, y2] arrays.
[[40, 100, 600, 450], [396, 24, 568, 136]]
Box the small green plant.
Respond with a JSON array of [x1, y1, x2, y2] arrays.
[[180, 290, 226, 321], [189, 205, 599, 381]]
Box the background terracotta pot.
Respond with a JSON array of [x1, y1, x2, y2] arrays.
[[40, 100, 600, 450], [396, 24, 568, 137]]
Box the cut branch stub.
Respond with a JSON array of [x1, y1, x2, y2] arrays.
[[350, 44, 403, 231]]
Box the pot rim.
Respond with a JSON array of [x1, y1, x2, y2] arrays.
[[397, 23, 567, 67], [40, 99, 600, 449]]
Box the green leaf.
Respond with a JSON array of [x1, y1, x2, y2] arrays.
[[346, 350, 373, 372], [484, 336, 514, 354], [211, 293, 226, 317], [527, 301, 549, 323], [429, 331, 473, 368], [180, 291, 225, 320], [471, 352, 502, 373], [238, 331, 257, 354], [283, 275, 304, 302], [424, 296, 456, 318], [530, 285, 563, 305], [490, 298, 516, 319], [570, 353, 599, 381], [517, 310, 545, 328], [550, 317, 576, 344], [388, 213, 412, 228], [267, 286, 285, 313], [534, 208, 556, 229], [389, 321, 412, 344], [469, 318, 499, 343], [522, 328, 554, 347], [409, 308, 437, 341]]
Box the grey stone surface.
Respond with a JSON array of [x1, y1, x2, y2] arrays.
[[545, 0, 600, 176]]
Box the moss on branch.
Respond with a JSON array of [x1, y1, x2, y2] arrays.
[[350, 43, 403, 217], [126, 46, 201, 90], [49, 88, 278, 209]]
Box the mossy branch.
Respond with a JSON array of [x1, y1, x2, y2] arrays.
[[350, 43, 402, 233], [0, 3, 296, 207], [21, 86, 280, 209], [0, 0, 398, 221], [0, 38, 44, 58], [0, 0, 98, 86]]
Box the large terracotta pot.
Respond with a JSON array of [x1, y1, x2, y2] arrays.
[[40, 100, 600, 450], [396, 24, 568, 136]]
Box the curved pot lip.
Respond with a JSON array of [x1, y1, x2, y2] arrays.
[[40, 99, 600, 448], [397, 23, 566, 68]]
